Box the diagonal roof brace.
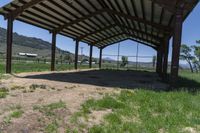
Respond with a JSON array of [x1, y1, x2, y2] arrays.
[[150, 0, 198, 13], [53, 8, 171, 34], [78, 24, 162, 42], [78, 24, 117, 40], [93, 32, 160, 46], [104, 8, 171, 32], [54, 9, 107, 33], [102, 38, 157, 50], [4, 0, 46, 19], [124, 33, 160, 45], [91, 32, 124, 45], [117, 24, 163, 41]]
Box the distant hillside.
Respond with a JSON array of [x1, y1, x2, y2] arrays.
[[103, 57, 115, 61], [0, 27, 72, 59]]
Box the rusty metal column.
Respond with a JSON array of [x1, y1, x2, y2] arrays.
[[171, 8, 183, 85], [51, 32, 57, 71], [156, 51, 160, 73], [99, 48, 103, 69], [156, 46, 162, 75], [75, 40, 79, 70], [162, 37, 170, 77], [89, 45, 93, 69], [6, 16, 13, 73]]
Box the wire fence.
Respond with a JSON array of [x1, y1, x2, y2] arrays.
[[101, 54, 156, 71], [0, 54, 156, 73]]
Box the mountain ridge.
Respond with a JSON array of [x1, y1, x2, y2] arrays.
[[0, 27, 71, 59]]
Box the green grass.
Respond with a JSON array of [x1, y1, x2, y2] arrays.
[[3, 108, 24, 124], [33, 101, 66, 116], [33, 101, 66, 132], [0, 87, 9, 98], [10, 110, 24, 118], [0, 62, 98, 74], [72, 90, 200, 133], [179, 70, 200, 83], [176, 70, 200, 91], [11, 85, 25, 90], [29, 84, 47, 90], [45, 121, 59, 133]]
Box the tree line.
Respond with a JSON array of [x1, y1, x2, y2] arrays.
[[180, 40, 200, 73]]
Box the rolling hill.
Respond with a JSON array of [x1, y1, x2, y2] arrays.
[[0, 27, 72, 59]]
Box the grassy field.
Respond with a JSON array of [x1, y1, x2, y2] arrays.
[[176, 70, 200, 92], [179, 71, 200, 84], [0, 62, 98, 74], [0, 61, 155, 74], [70, 90, 200, 133], [0, 62, 199, 132]]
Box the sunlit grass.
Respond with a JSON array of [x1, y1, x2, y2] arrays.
[[71, 90, 200, 133], [179, 70, 200, 83], [0, 87, 9, 98], [0, 62, 98, 74], [33, 101, 66, 116]]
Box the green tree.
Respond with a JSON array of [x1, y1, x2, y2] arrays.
[[192, 41, 200, 71], [180, 44, 195, 73], [192, 58, 199, 73], [121, 56, 128, 67]]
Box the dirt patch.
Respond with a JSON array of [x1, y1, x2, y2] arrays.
[[87, 109, 112, 127], [183, 127, 198, 133], [0, 69, 168, 132]]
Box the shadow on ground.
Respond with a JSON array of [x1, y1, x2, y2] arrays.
[[22, 69, 168, 91], [21, 69, 200, 92], [174, 76, 200, 93]]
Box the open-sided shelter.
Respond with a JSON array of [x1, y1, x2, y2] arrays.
[[0, 0, 199, 85]]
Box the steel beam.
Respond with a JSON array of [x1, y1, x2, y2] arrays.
[[53, 8, 171, 34], [51, 32, 57, 71], [150, 0, 197, 13], [54, 9, 105, 33], [162, 37, 170, 76], [99, 48, 103, 69], [170, 8, 183, 85], [6, 0, 45, 19], [89, 45, 93, 68], [104, 8, 171, 32], [6, 17, 13, 73], [156, 46, 163, 75], [75, 40, 79, 70]]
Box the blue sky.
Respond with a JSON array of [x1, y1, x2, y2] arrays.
[[0, 1, 199, 62]]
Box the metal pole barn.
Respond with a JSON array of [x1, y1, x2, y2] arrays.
[[0, 0, 197, 85]]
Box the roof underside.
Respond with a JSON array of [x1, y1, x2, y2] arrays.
[[0, 0, 198, 49]]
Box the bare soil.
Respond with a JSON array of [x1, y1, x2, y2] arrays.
[[0, 69, 167, 132]]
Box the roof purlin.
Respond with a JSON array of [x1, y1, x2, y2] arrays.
[[0, 0, 198, 49]]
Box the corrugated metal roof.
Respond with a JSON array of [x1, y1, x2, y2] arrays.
[[0, 0, 198, 48]]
